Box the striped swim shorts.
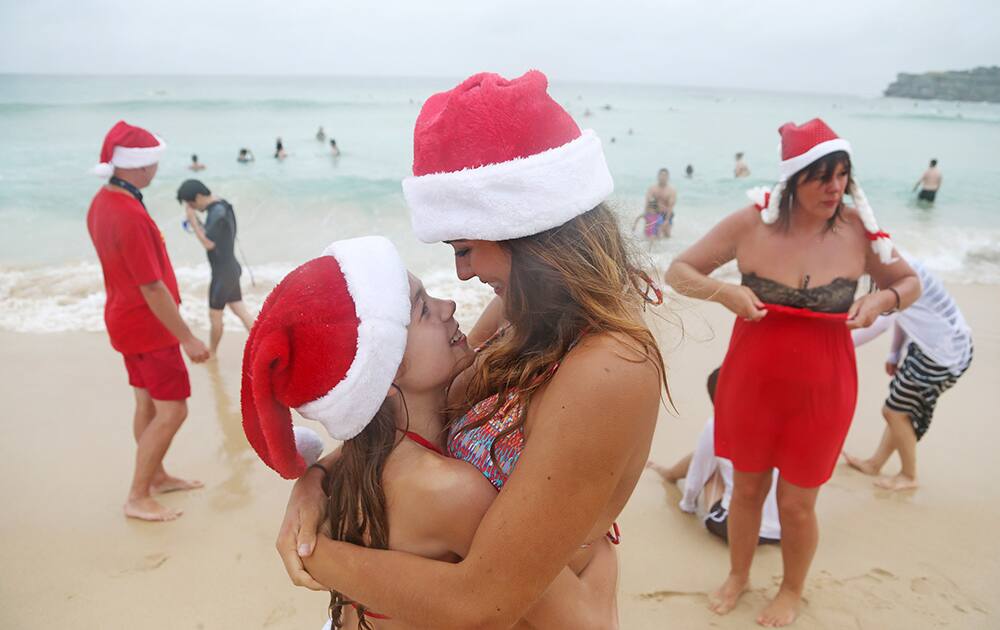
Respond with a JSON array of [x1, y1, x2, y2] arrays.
[[886, 342, 972, 440]]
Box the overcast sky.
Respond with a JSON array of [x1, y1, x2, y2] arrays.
[[2, 0, 998, 95]]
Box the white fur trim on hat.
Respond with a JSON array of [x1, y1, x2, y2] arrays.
[[402, 129, 614, 243], [296, 236, 410, 440], [93, 135, 166, 176], [779, 138, 850, 181], [292, 425, 324, 466]]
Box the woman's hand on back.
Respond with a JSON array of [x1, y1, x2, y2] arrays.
[[276, 466, 328, 591]]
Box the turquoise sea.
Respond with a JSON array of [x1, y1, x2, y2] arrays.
[[1, 74, 998, 332]]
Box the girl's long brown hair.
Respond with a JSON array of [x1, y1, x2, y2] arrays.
[[451, 203, 669, 464], [324, 397, 402, 629]]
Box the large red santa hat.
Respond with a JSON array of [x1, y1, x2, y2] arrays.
[[240, 236, 410, 479], [746, 118, 895, 263], [402, 70, 614, 243], [93, 120, 166, 177]]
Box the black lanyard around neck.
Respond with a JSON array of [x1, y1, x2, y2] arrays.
[[108, 176, 145, 208]]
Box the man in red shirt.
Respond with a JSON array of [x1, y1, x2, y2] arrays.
[[87, 121, 210, 522]]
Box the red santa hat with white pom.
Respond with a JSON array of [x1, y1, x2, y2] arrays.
[[402, 70, 614, 243], [240, 236, 410, 479], [746, 118, 895, 264], [93, 120, 166, 177]]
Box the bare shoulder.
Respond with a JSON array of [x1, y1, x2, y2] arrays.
[[838, 205, 870, 240], [553, 330, 662, 405]]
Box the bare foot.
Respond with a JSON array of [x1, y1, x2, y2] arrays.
[[874, 473, 918, 491], [709, 574, 748, 615], [151, 475, 204, 494], [757, 588, 801, 627], [842, 452, 881, 476], [124, 497, 183, 522]]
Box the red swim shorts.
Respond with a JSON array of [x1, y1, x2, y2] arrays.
[[122, 345, 191, 401]]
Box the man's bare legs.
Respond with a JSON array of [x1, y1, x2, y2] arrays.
[[124, 393, 201, 521], [843, 424, 896, 476], [646, 452, 692, 483], [756, 478, 819, 627], [709, 469, 772, 615], [208, 308, 225, 356], [874, 406, 919, 491], [228, 301, 255, 332]]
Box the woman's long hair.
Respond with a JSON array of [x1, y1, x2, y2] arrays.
[[776, 150, 855, 232], [325, 397, 402, 629], [451, 203, 669, 464]]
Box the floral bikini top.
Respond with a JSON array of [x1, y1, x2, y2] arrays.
[[447, 341, 567, 491], [447, 328, 622, 545]]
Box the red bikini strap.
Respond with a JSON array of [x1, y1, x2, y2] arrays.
[[351, 602, 391, 620], [402, 430, 444, 455]]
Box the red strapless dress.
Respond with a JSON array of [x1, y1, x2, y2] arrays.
[[713, 303, 857, 488]]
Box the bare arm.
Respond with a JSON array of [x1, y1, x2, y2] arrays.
[[139, 281, 209, 362], [467, 296, 506, 349], [845, 245, 920, 330], [665, 206, 767, 320], [303, 339, 658, 629]]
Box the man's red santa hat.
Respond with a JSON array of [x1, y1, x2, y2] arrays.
[[746, 118, 895, 263], [240, 236, 410, 479], [402, 70, 614, 243], [93, 120, 166, 177]]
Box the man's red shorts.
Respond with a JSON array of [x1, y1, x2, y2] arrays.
[[122, 345, 191, 401]]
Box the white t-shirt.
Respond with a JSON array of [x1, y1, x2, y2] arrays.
[[679, 416, 781, 540], [852, 257, 972, 373]]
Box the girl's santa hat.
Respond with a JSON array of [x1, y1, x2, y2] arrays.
[[93, 120, 166, 177], [402, 70, 614, 243], [746, 118, 895, 263], [240, 236, 410, 479]]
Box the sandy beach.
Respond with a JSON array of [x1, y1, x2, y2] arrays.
[[0, 283, 996, 629]]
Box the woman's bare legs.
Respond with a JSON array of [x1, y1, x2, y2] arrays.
[[756, 477, 820, 627], [709, 469, 772, 615]]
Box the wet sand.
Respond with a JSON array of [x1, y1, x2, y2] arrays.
[[0, 283, 996, 628]]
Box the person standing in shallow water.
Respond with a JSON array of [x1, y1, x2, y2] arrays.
[[666, 119, 919, 627], [914, 158, 942, 204], [734, 152, 751, 178], [87, 121, 209, 522], [176, 179, 255, 356]]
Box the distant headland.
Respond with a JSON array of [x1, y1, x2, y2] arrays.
[[884, 66, 1000, 103]]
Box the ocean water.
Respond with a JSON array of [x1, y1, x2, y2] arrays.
[[1, 74, 999, 333]]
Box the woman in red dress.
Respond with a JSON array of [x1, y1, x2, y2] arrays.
[[666, 119, 920, 627]]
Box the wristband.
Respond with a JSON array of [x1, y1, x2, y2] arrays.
[[881, 287, 901, 315]]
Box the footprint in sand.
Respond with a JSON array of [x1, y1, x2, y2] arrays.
[[638, 590, 708, 603], [112, 552, 169, 577], [263, 601, 296, 627]]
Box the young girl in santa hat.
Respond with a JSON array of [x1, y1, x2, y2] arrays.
[[242, 236, 618, 630], [278, 70, 666, 628], [666, 119, 921, 626]]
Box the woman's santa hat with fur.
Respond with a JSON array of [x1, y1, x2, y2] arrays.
[[746, 118, 895, 264], [402, 70, 614, 243], [240, 236, 410, 479]]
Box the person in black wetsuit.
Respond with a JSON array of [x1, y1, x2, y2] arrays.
[[177, 179, 255, 355]]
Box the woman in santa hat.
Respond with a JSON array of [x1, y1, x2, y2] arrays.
[[277, 71, 666, 627], [665, 119, 920, 626], [242, 236, 618, 629]]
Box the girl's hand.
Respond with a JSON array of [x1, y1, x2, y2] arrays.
[[719, 284, 768, 321], [276, 467, 328, 591]]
